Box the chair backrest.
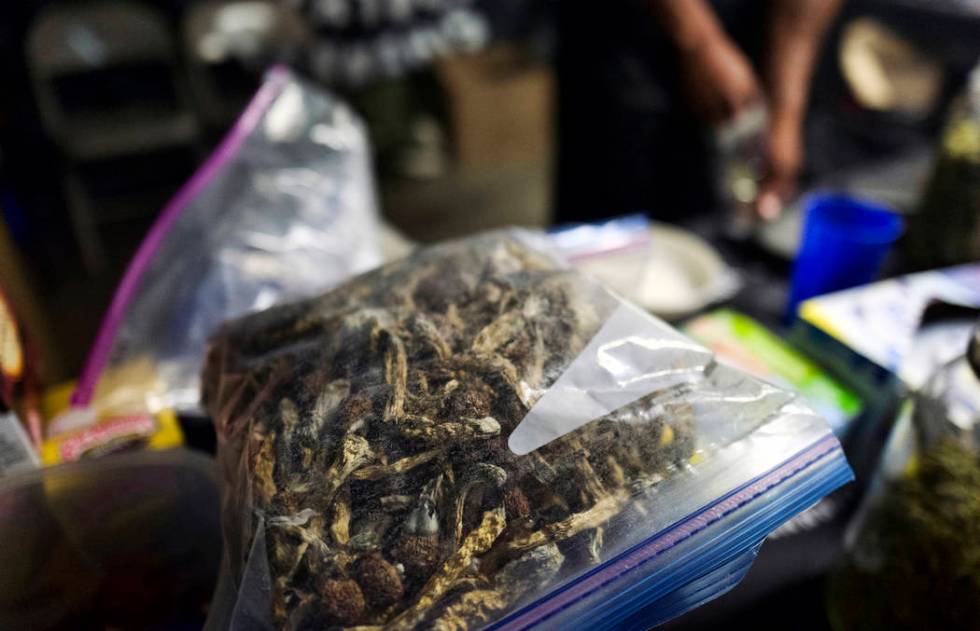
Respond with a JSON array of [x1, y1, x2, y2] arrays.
[[27, 1, 175, 77], [26, 2, 197, 160]]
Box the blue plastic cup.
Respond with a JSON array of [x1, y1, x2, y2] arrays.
[[787, 194, 904, 319]]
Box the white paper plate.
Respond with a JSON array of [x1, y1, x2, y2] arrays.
[[573, 222, 738, 321]]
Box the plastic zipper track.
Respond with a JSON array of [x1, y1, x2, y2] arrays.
[[70, 66, 291, 407], [492, 434, 852, 630], [606, 444, 853, 630]]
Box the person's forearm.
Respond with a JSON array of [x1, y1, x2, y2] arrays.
[[766, 0, 843, 120], [647, 0, 724, 52]]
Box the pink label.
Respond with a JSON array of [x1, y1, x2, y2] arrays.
[[59, 414, 156, 461]]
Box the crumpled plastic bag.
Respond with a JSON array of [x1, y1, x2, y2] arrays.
[[71, 67, 382, 420]]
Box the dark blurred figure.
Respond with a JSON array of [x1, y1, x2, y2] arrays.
[[556, 0, 842, 224]]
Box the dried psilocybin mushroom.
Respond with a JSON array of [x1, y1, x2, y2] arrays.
[[393, 531, 443, 579], [204, 233, 700, 629], [319, 578, 366, 625], [354, 553, 405, 608], [502, 485, 531, 523], [388, 507, 508, 631], [451, 463, 508, 546], [390, 473, 446, 579]]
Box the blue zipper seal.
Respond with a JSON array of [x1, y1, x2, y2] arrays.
[[491, 434, 853, 630]]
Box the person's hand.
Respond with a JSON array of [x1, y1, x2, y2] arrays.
[[756, 109, 803, 221], [678, 33, 761, 125]]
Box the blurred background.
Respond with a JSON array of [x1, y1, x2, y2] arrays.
[[1, 1, 979, 629], [2, 0, 978, 380]]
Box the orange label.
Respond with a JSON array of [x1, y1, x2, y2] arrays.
[[0, 294, 24, 381]]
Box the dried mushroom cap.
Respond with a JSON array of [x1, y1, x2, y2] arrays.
[[388, 508, 508, 630], [205, 232, 700, 630], [353, 553, 404, 607], [502, 486, 531, 521], [441, 378, 495, 419], [319, 578, 366, 624], [392, 534, 442, 577], [336, 392, 375, 427], [351, 449, 441, 481]]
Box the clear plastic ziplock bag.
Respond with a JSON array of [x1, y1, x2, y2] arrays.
[[201, 231, 853, 630], [66, 66, 382, 426]]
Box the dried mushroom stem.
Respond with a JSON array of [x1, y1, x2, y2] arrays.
[[569, 451, 608, 507], [406, 474, 446, 534], [310, 379, 351, 433], [451, 464, 508, 546], [381, 329, 408, 420], [442, 575, 492, 595], [601, 454, 627, 488], [250, 430, 278, 505], [388, 507, 508, 631], [402, 314, 452, 359], [380, 495, 416, 512], [399, 416, 501, 445], [429, 590, 507, 631], [279, 398, 301, 433], [330, 486, 351, 545], [564, 437, 606, 492], [428, 543, 565, 631], [470, 311, 524, 355], [351, 449, 442, 481], [268, 519, 332, 562], [486, 488, 630, 566], [526, 451, 559, 486], [270, 521, 319, 618], [322, 434, 374, 503], [277, 539, 309, 585]]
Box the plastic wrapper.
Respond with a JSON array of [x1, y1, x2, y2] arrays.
[[70, 66, 382, 419], [203, 231, 853, 630], [829, 326, 980, 629]]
